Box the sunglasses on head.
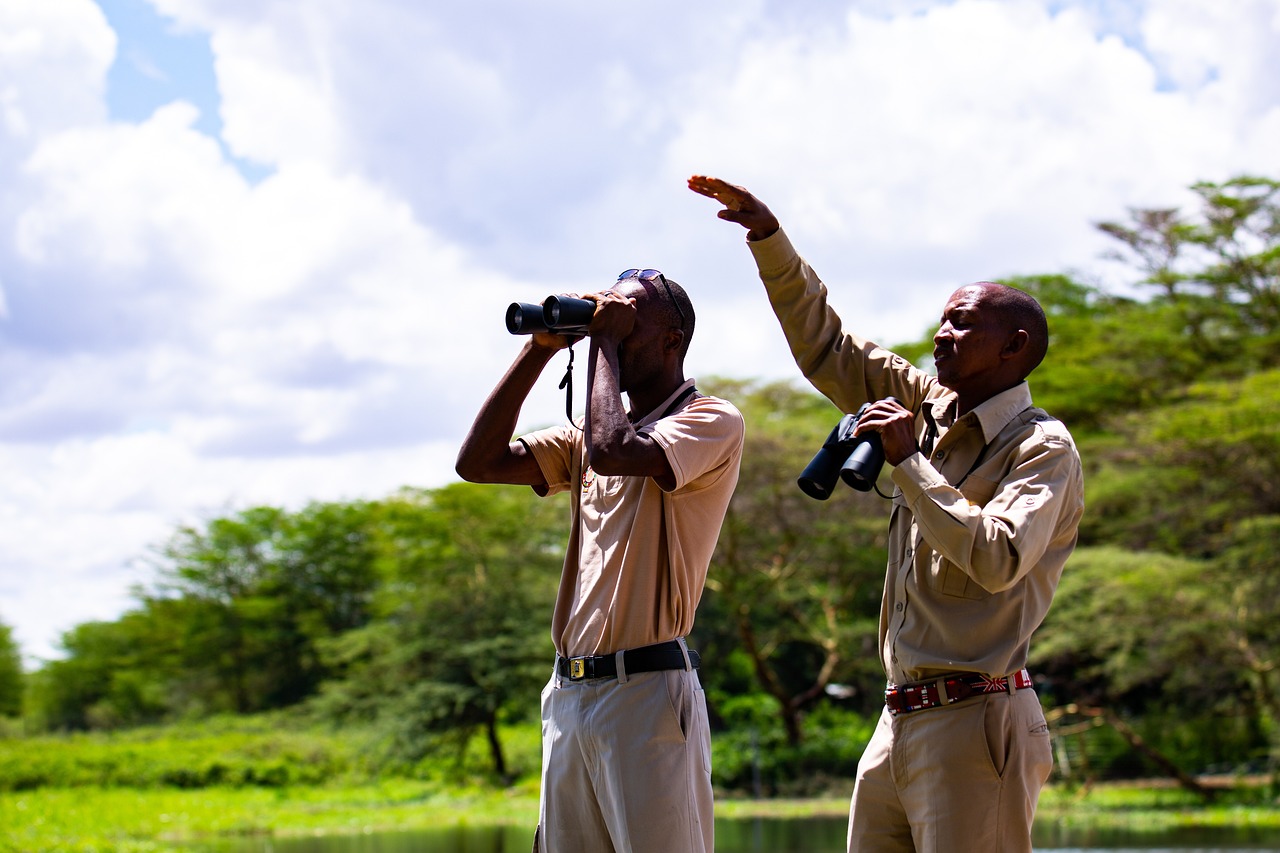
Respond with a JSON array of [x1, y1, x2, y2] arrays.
[[617, 269, 686, 329]]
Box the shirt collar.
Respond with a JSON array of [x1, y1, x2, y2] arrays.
[[927, 381, 1033, 443], [633, 378, 697, 428]]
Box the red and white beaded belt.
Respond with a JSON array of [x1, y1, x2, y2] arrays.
[[885, 669, 1033, 715]]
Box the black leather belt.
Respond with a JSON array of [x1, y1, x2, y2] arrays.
[[556, 639, 701, 681]]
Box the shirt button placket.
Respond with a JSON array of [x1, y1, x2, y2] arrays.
[[887, 546, 912, 679]]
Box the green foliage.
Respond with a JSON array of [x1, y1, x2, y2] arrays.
[[1036, 539, 1280, 775], [1080, 370, 1280, 553], [1047, 707, 1269, 783], [151, 500, 383, 712], [25, 616, 170, 731], [0, 619, 23, 719], [1033, 546, 1224, 704]]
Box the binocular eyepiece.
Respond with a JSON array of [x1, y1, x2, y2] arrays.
[[797, 397, 900, 500], [506, 296, 596, 336]]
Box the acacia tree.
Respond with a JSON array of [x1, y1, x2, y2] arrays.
[[1076, 368, 1280, 555], [1033, 527, 1280, 781], [1097, 175, 1280, 367]]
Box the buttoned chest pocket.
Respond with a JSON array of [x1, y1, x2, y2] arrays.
[[926, 475, 1000, 600], [928, 555, 988, 600]]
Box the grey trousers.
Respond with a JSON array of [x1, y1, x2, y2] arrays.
[[536, 663, 713, 853]]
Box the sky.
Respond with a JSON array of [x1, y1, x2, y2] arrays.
[[1, 0, 1277, 664]]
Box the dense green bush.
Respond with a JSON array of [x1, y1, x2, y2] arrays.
[[0, 716, 353, 791]]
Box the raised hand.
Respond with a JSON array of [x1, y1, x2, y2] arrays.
[[687, 174, 780, 241]]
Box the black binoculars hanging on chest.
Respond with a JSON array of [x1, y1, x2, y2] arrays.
[[797, 398, 899, 500]]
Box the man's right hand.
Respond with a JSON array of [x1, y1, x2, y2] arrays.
[[587, 290, 636, 346], [687, 175, 780, 242]]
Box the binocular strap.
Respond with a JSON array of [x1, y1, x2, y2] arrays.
[[558, 345, 578, 428]]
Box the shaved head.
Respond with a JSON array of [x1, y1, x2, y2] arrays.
[[970, 282, 1049, 378]]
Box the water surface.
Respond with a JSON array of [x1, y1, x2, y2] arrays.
[[197, 815, 1280, 852]]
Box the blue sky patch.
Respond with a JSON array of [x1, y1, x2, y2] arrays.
[[96, 0, 271, 182]]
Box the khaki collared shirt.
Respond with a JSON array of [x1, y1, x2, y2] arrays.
[[521, 379, 745, 657], [750, 230, 1084, 684]]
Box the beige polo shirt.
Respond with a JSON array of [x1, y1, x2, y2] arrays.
[[749, 229, 1084, 685], [520, 379, 745, 658]]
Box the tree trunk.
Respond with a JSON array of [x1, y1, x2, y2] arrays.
[[486, 710, 509, 782], [737, 615, 804, 745]]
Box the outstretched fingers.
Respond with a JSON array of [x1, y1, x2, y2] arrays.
[[687, 174, 747, 210], [687, 174, 780, 239]]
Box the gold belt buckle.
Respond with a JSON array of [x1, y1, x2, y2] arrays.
[[569, 658, 586, 679]]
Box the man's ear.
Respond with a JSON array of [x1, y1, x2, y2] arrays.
[[1001, 329, 1029, 361], [664, 329, 685, 355]]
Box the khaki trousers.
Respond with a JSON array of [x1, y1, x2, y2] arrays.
[[848, 686, 1052, 853], [537, 663, 713, 853]]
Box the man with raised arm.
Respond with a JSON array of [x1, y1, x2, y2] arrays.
[[690, 174, 1083, 853], [456, 269, 744, 853]]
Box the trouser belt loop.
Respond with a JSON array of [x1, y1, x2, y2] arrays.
[[676, 636, 693, 672], [935, 676, 950, 705], [615, 648, 630, 684]]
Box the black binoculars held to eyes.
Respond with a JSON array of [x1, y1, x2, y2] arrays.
[[797, 398, 900, 500], [506, 296, 597, 336]]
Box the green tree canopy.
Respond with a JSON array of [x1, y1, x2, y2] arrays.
[[314, 483, 562, 778]]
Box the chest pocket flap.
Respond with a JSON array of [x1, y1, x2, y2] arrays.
[[926, 475, 999, 600]]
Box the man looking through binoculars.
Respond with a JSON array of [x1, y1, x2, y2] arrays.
[[456, 271, 744, 853], [691, 174, 1084, 853]]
